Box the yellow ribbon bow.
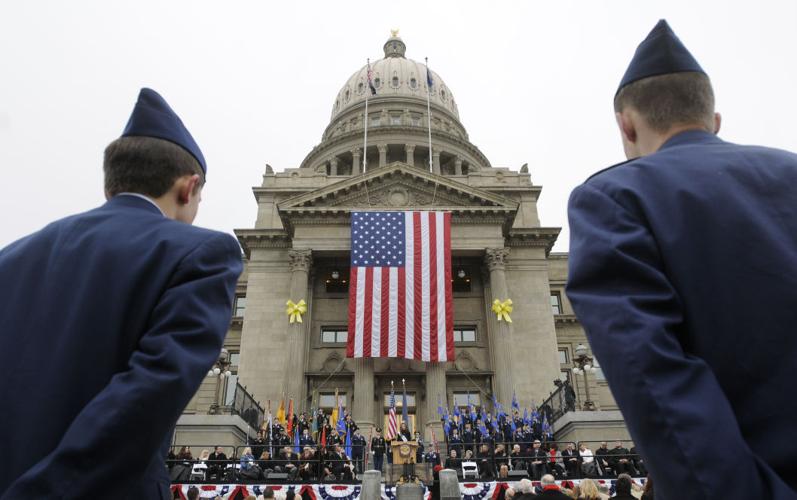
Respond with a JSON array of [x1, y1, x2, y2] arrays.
[[492, 298, 513, 323], [286, 299, 307, 324]]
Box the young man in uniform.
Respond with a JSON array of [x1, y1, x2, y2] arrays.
[[567, 20, 797, 499], [0, 88, 242, 499]]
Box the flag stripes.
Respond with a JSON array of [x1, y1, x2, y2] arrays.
[[346, 211, 453, 362]]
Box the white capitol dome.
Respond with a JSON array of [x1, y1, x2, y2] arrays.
[[330, 33, 460, 122]]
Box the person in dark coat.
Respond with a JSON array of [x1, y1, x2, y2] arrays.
[[351, 429, 366, 473], [610, 474, 638, 500], [0, 88, 242, 499], [567, 18, 797, 500], [561, 443, 580, 479], [536, 474, 571, 499], [609, 442, 636, 476], [371, 427, 386, 472]]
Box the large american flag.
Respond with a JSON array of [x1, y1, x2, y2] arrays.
[[386, 387, 398, 440], [346, 211, 454, 361]]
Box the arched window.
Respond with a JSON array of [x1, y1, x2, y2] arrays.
[[358, 82, 364, 93], [374, 77, 381, 88], [392, 75, 399, 88], [345, 89, 350, 101], [410, 77, 417, 89]]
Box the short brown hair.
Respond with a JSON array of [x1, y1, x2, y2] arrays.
[[103, 136, 205, 198], [614, 71, 715, 133]]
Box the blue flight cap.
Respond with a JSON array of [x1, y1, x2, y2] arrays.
[[617, 19, 706, 96], [121, 88, 207, 174]]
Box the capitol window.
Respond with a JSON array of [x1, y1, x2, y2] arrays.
[[370, 114, 380, 127], [392, 76, 399, 88], [374, 77, 381, 88], [410, 77, 417, 89], [345, 89, 350, 101], [358, 82, 364, 93], [390, 114, 401, 125]]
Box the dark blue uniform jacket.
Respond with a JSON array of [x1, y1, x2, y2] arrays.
[[0, 195, 242, 499], [567, 130, 797, 499]]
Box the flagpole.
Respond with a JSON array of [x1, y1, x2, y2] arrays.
[[363, 58, 374, 174], [425, 57, 433, 173]]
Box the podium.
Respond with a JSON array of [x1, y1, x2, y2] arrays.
[[389, 440, 418, 483], [391, 440, 418, 465]]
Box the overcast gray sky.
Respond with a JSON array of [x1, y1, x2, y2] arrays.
[[2, 1, 796, 251]]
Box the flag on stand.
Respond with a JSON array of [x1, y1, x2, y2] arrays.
[[402, 382, 410, 432], [294, 425, 300, 453], [345, 427, 352, 458], [277, 398, 286, 426], [511, 392, 520, 411], [346, 211, 454, 361], [331, 389, 339, 430], [386, 384, 398, 440], [286, 398, 294, 437]]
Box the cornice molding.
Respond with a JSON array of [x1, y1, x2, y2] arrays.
[[234, 229, 292, 258], [506, 227, 561, 256], [554, 314, 580, 325]]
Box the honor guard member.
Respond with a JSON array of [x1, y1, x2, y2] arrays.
[[0, 88, 242, 499], [566, 20, 797, 499], [371, 427, 387, 472]]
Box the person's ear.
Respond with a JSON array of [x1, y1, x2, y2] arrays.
[[615, 111, 637, 144], [177, 174, 201, 205], [713, 112, 722, 134]]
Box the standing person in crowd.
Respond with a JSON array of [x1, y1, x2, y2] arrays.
[[0, 89, 242, 499], [561, 443, 580, 479], [537, 474, 571, 499], [415, 431, 425, 463], [566, 19, 797, 500], [371, 427, 386, 473], [462, 422, 475, 454], [351, 428, 366, 474], [300, 428, 315, 447], [576, 478, 602, 500], [449, 428, 463, 456], [610, 474, 636, 500]]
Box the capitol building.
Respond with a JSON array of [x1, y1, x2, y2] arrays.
[[177, 33, 629, 448]]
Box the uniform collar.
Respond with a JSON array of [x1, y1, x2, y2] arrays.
[[106, 193, 166, 216], [658, 128, 723, 151]]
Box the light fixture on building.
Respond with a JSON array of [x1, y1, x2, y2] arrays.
[[457, 269, 466, 279], [572, 343, 597, 410], [332, 270, 340, 280]]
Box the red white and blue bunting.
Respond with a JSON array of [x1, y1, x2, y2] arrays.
[[170, 479, 645, 500]]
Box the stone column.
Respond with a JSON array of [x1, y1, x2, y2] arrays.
[[378, 144, 388, 168], [284, 249, 312, 404], [352, 148, 362, 176], [454, 157, 463, 176], [405, 144, 415, 167], [353, 358, 375, 433], [485, 247, 514, 405], [432, 152, 441, 175], [425, 362, 446, 441], [330, 157, 338, 176]]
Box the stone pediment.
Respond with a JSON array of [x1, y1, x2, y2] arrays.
[[278, 162, 518, 212]]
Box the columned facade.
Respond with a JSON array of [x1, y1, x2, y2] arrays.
[[212, 33, 624, 446]]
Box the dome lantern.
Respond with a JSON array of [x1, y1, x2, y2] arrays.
[[383, 29, 406, 58]]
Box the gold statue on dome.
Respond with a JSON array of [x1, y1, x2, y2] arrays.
[[391, 28, 400, 38]]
